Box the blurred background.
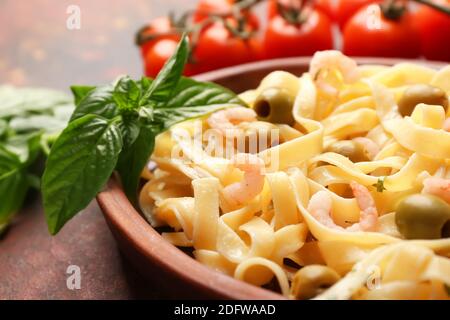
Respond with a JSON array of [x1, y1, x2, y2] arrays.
[[0, 0, 197, 89]]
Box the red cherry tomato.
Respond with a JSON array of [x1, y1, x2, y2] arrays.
[[194, 0, 260, 30], [138, 16, 178, 58], [145, 37, 178, 78], [315, 0, 376, 29], [143, 36, 197, 77], [193, 0, 234, 22], [413, 0, 450, 61], [144, 18, 261, 77], [343, 4, 420, 58], [263, 8, 334, 59], [191, 19, 262, 74]]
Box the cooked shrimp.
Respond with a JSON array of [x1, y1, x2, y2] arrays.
[[353, 137, 380, 160], [444, 117, 450, 132], [309, 50, 360, 84], [207, 107, 257, 136], [423, 177, 450, 204], [347, 182, 378, 231], [306, 191, 339, 229], [307, 182, 378, 232], [222, 153, 265, 207]]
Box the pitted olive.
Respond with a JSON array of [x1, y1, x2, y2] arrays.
[[290, 265, 341, 300], [398, 84, 448, 117], [253, 88, 295, 125], [326, 140, 370, 162], [395, 193, 450, 240]]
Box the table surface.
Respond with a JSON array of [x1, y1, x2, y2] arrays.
[[0, 0, 198, 300]]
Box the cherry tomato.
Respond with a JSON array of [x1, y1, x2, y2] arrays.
[[315, 0, 376, 29], [263, 8, 334, 59], [193, 0, 234, 22], [145, 37, 178, 78], [144, 18, 261, 77], [191, 19, 262, 73], [143, 36, 197, 77], [194, 0, 260, 30], [413, 0, 450, 61], [138, 16, 178, 58], [140, 17, 179, 57], [343, 4, 420, 58]]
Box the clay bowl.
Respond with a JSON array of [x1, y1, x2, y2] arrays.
[[96, 57, 445, 299]]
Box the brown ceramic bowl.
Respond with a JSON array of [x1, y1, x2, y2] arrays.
[[96, 57, 445, 300]]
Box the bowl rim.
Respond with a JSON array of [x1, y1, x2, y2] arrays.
[[193, 56, 447, 82], [97, 56, 447, 300]]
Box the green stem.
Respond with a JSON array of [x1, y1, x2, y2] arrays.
[[411, 0, 450, 15], [236, 0, 264, 10], [278, 0, 309, 26], [380, 0, 406, 20], [40, 139, 51, 157], [40, 132, 61, 156]]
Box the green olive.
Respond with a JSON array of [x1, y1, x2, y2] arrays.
[[253, 87, 295, 125], [290, 265, 341, 300], [326, 140, 369, 162], [395, 194, 450, 240], [398, 84, 448, 117]]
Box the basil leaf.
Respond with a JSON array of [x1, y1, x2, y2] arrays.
[[153, 77, 247, 130], [0, 86, 71, 118], [0, 85, 76, 234], [70, 85, 119, 122], [0, 119, 8, 138], [0, 169, 28, 230], [0, 146, 21, 179], [118, 114, 141, 147], [42, 114, 123, 234], [116, 125, 155, 202], [4, 132, 42, 165], [140, 33, 189, 105], [71, 85, 96, 106], [138, 106, 154, 124], [9, 115, 67, 134], [140, 76, 153, 92], [0, 147, 28, 231], [113, 76, 141, 111]]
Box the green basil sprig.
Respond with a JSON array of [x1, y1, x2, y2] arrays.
[[0, 86, 75, 234], [42, 34, 246, 234]]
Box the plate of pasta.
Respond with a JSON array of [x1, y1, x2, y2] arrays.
[[97, 52, 450, 300]]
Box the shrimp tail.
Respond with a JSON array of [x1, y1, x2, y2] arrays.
[[423, 177, 450, 204], [222, 153, 265, 207]]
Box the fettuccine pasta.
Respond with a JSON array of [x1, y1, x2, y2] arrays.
[[139, 50, 450, 300]]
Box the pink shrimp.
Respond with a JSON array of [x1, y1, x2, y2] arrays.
[[207, 107, 257, 136], [444, 118, 450, 132], [309, 50, 360, 84], [423, 177, 450, 204], [307, 182, 378, 232], [222, 153, 265, 207]]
